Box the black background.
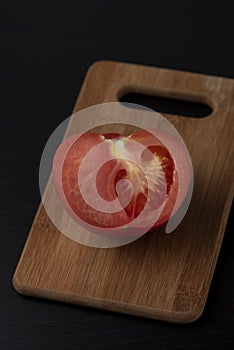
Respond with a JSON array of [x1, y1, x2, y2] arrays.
[[1, 1, 234, 349]]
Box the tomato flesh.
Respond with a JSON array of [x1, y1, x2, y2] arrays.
[[52, 129, 190, 236]]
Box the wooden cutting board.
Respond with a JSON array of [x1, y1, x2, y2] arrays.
[[13, 61, 234, 323]]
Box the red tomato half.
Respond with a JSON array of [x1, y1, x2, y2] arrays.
[[52, 129, 191, 237]]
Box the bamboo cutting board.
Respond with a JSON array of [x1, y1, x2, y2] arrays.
[[13, 61, 234, 323]]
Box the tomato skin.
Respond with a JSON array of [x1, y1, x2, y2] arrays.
[[52, 129, 191, 237]]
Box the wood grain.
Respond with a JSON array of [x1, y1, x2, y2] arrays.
[[13, 61, 234, 323]]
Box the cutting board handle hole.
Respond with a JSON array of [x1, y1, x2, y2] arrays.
[[119, 92, 212, 118]]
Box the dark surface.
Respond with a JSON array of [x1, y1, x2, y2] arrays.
[[0, 0, 234, 349], [120, 93, 213, 117]]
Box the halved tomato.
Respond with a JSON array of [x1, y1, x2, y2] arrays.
[[52, 129, 191, 237]]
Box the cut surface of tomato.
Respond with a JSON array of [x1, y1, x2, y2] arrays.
[[52, 129, 191, 236]]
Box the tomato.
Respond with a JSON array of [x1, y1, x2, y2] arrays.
[[52, 129, 191, 237]]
